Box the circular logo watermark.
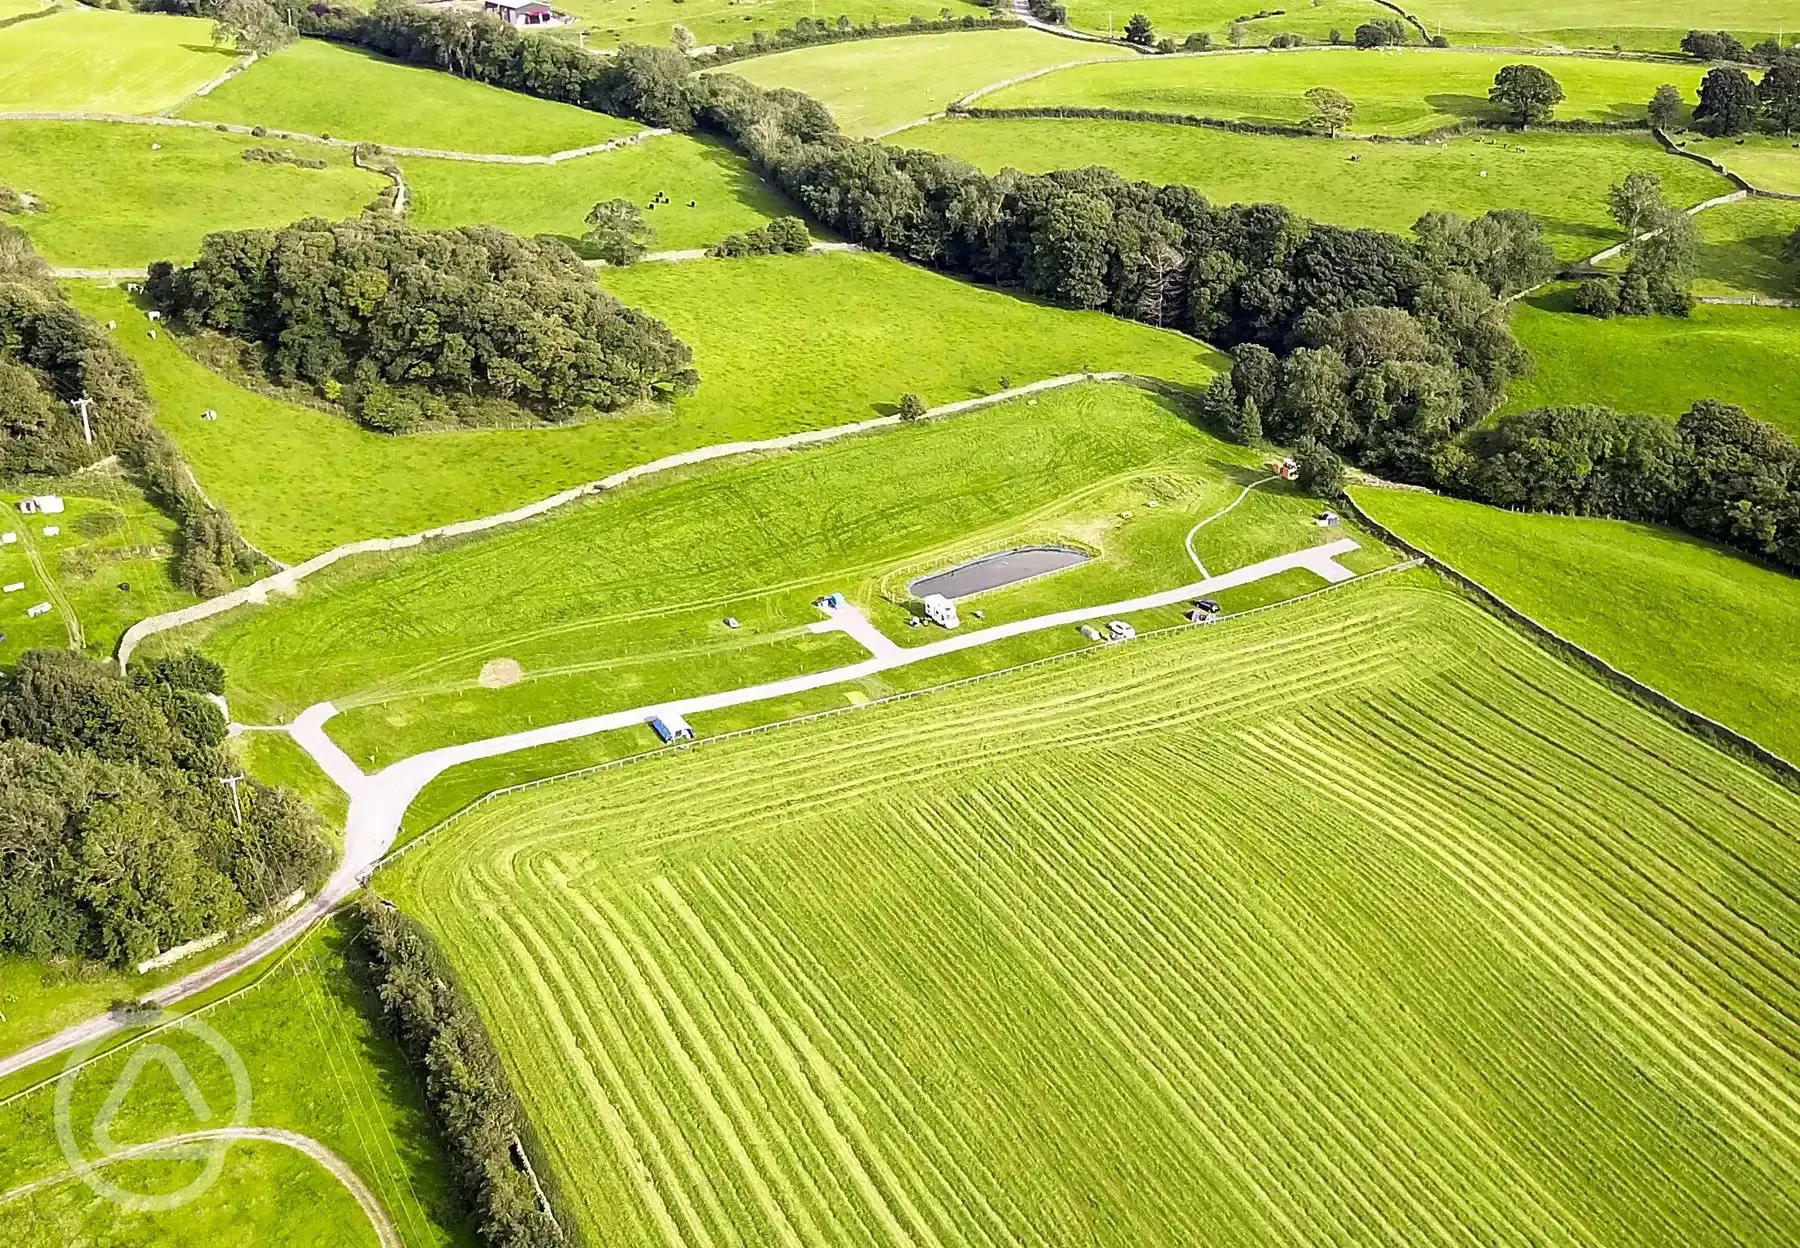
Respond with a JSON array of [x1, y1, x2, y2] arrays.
[[54, 1012, 253, 1212]]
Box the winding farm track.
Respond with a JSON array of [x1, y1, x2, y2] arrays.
[[0, 532, 1361, 1082], [0, 1127, 400, 1248]]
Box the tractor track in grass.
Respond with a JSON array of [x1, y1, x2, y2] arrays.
[[0, 1126, 400, 1248]]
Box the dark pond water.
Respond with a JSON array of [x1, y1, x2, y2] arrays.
[[908, 545, 1091, 600]]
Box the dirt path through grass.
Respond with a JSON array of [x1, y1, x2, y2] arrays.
[[0, 1126, 400, 1248]]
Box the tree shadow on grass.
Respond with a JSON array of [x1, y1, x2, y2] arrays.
[[179, 44, 251, 58], [1423, 93, 1494, 123]]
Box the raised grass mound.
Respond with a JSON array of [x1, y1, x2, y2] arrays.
[[384, 572, 1800, 1247]]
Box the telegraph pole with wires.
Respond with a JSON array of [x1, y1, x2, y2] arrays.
[[220, 774, 247, 831], [71, 395, 93, 446]]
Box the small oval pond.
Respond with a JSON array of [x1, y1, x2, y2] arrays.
[[908, 545, 1091, 600]]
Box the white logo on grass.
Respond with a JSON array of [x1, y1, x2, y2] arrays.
[[54, 1013, 253, 1212]]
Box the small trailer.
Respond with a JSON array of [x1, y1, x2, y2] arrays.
[[648, 711, 694, 743], [26, 602, 52, 618]]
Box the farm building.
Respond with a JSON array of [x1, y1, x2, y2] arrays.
[[18, 495, 63, 514], [649, 711, 695, 743], [482, 0, 568, 26], [922, 594, 960, 630]]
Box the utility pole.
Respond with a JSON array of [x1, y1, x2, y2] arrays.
[[220, 774, 246, 831], [71, 395, 93, 446]]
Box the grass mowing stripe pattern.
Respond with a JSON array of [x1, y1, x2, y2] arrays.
[[384, 576, 1800, 1246]]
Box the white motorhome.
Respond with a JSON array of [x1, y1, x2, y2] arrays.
[[922, 593, 960, 630]]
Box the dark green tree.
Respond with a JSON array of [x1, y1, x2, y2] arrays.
[[1488, 64, 1564, 126], [584, 197, 655, 265], [1293, 435, 1344, 493], [1760, 59, 1800, 134], [1124, 12, 1154, 44], [1694, 65, 1758, 135], [1646, 83, 1684, 129], [897, 392, 926, 421]]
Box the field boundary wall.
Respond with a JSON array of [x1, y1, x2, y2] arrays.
[[1342, 490, 1800, 791], [382, 559, 1424, 864]]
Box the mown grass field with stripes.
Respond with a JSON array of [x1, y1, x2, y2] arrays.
[[383, 573, 1800, 1247]]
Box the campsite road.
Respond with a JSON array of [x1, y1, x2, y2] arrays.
[[0, 535, 1357, 1081], [0, 1126, 400, 1248]]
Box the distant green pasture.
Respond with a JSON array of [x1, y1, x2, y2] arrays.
[[554, 0, 990, 50], [0, 122, 379, 267], [904, 118, 1729, 259], [1504, 291, 1800, 438], [983, 48, 1704, 135], [1692, 195, 1800, 300], [1404, 0, 1796, 52], [179, 38, 639, 155], [1061, 0, 1391, 45], [1354, 486, 1800, 762], [1687, 135, 1800, 196], [0, 8, 232, 113], [404, 133, 785, 252], [710, 27, 1132, 136]]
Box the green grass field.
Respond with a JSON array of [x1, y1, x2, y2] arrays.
[[1061, 0, 1391, 45], [381, 570, 1800, 1247], [0, 8, 234, 113], [404, 133, 787, 252], [178, 39, 640, 155], [1693, 195, 1800, 299], [1687, 135, 1800, 197], [0, 122, 380, 268], [1505, 291, 1800, 437], [0, 924, 468, 1248], [553, 0, 989, 51], [71, 253, 1215, 559], [148, 381, 1371, 767], [1353, 487, 1800, 762], [982, 48, 1705, 135], [709, 28, 1132, 136], [1404, 0, 1795, 51], [905, 118, 1728, 259], [1, 477, 199, 666]]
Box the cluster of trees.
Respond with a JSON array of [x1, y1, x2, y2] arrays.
[[0, 649, 330, 968], [2, 225, 258, 595], [1680, 60, 1800, 136], [1354, 19, 1412, 48], [295, 3, 1798, 571], [706, 215, 811, 257], [1681, 30, 1799, 67], [292, 4, 1531, 483], [357, 897, 567, 1248], [146, 216, 697, 432], [1446, 400, 1800, 572], [1574, 170, 1697, 318]]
